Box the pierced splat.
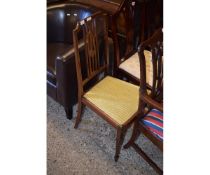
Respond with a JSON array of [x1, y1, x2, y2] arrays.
[[83, 18, 100, 76], [73, 12, 109, 91], [138, 28, 163, 101]]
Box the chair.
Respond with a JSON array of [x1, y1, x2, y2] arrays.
[[115, 0, 163, 86], [73, 12, 140, 161], [114, 0, 146, 84], [124, 29, 163, 174]]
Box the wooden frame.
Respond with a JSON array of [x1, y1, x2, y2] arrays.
[[113, 0, 147, 84], [73, 11, 139, 161], [114, 0, 163, 86], [124, 28, 163, 174], [111, 0, 140, 73]]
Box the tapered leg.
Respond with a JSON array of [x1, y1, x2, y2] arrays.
[[74, 101, 83, 129], [124, 121, 140, 149], [65, 107, 73, 120], [114, 127, 127, 161]]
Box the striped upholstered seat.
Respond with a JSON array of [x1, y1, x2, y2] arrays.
[[141, 109, 163, 141]]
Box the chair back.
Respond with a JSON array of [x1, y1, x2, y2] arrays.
[[73, 12, 109, 95], [144, 0, 163, 40], [113, 0, 137, 67], [138, 28, 163, 102]]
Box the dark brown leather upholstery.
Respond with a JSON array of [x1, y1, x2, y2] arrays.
[[47, 2, 98, 119]]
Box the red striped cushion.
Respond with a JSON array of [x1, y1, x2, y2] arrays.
[[141, 109, 163, 141]]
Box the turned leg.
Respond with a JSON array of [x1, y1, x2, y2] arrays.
[[114, 127, 127, 162], [124, 121, 140, 149], [64, 107, 73, 120], [74, 101, 84, 129]]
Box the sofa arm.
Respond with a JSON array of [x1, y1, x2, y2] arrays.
[[55, 41, 85, 109], [57, 41, 85, 62]]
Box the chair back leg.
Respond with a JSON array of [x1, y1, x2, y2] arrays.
[[74, 100, 84, 129]]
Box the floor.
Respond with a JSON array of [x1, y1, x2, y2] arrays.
[[47, 96, 163, 175]]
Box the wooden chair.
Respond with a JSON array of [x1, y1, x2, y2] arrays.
[[73, 12, 140, 161], [124, 29, 163, 174], [115, 0, 163, 86], [114, 0, 146, 84]]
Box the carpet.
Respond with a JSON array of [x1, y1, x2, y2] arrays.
[[47, 96, 163, 175]]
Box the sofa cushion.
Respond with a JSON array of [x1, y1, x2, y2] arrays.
[[47, 70, 56, 85]]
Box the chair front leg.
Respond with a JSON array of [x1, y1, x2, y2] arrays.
[[124, 120, 140, 149], [114, 127, 127, 161]]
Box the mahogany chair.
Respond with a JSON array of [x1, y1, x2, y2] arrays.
[[114, 0, 146, 84], [124, 29, 163, 174], [115, 0, 163, 86], [73, 12, 140, 161]]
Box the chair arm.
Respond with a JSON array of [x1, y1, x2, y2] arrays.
[[141, 94, 163, 112]]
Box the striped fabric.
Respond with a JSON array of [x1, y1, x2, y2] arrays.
[[141, 109, 163, 141]]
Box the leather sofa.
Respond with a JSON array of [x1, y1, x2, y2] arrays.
[[47, 2, 99, 119]]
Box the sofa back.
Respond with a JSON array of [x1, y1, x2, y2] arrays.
[[47, 3, 98, 44]]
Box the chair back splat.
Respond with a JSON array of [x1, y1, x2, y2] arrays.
[[138, 28, 163, 100], [73, 12, 109, 94]]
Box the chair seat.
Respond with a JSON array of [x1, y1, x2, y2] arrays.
[[141, 109, 163, 141], [119, 50, 153, 86], [84, 76, 139, 126]]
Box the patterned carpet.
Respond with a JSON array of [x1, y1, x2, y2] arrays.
[[47, 96, 163, 175]]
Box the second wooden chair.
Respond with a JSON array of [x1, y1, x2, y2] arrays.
[[124, 28, 163, 174], [115, 0, 163, 87]]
